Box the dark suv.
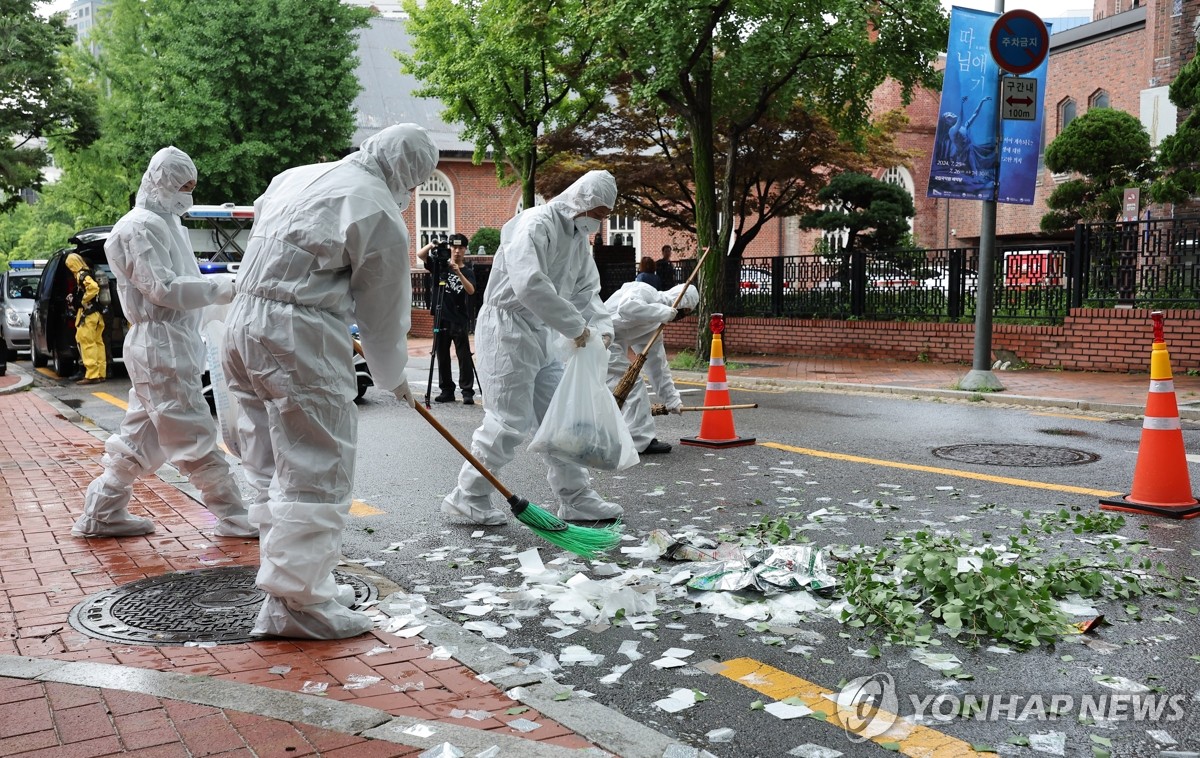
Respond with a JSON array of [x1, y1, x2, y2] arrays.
[[29, 227, 127, 377]]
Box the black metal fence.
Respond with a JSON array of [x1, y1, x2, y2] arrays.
[[410, 217, 1200, 326]]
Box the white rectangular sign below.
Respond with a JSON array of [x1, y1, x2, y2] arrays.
[[1001, 76, 1037, 121]]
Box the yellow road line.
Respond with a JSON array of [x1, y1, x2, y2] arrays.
[[93, 391, 127, 409], [35, 367, 60, 379], [716, 658, 989, 756], [761, 441, 1121, 497], [1030, 411, 1108, 422]]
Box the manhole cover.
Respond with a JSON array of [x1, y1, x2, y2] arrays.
[[1109, 418, 1200, 431], [931, 443, 1099, 467], [68, 566, 376, 645]]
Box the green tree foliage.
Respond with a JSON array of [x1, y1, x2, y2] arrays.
[[468, 227, 500, 256], [0, 0, 98, 211], [89, 0, 369, 204], [593, 0, 946, 350], [1041, 108, 1154, 231], [800, 171, 915, 287], [0, 184, 75, 265], [398, 0, 610, 209], [1151, 54, 1200, 205]]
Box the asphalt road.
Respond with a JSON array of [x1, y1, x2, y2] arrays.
[[26, 358, 1200, 757]]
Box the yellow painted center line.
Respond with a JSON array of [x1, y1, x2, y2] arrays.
[[716, 658, 989, 756], [1030, 411, 1108, 422], [761, 441, 1121, 497], [93, 391, 127, 409]]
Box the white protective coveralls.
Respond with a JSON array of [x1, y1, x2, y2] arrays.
[[442, 170, 620, 525], [222, 124, 438, 640], [74, 147, 251, 539], [605, 282, 699, 451]]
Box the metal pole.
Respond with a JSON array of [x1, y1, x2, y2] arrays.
[[959, 0, 1007, 392]]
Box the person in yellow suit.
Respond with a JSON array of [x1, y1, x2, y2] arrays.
[[65, 253, 106, 385]]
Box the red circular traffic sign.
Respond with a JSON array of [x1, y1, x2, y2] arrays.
[[989, 9, 1049, 75]]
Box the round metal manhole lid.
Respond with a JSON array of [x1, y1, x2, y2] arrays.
[[68, 566, 377, 646], [932, 443, 1099, 467]]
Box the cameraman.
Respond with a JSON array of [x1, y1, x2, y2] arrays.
[[418, 233, 477, 404]]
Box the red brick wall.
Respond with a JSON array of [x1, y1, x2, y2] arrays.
[[652, 309, 1200, 373]]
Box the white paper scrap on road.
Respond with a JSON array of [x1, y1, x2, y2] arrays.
[[654, 688, 699, 713], [1057, 596, 1099, 616], [599, 663, 632, 685], [662, 647, 694, 658], [418, 742, 463, 758], [403, 723, 437, 738], [1094, 674, 1152, 693], [764, 700, 813, 719], [910, 649, 963, 671], [651, 656, 688, 669], [463, 620, 507, 639], [460, 604, 494, 617], [706, 727, 735, 743], [1146, 730, 1177, 746], [429, 646, 455, 660], [788, 745, 843, 758], [516, 548, 544, 572], [507, 718, 543, 732], [267, 665, 291, 675], [1027, 731, 1066, 756], [299, 681, 328, 695], [393, 624, 428, 639], [343, 674, 382, 690], [619, 640, 643, 661]]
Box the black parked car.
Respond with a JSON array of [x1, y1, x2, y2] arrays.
[[29, 227, 127, 378]]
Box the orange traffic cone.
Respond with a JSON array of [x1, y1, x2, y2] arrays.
[[1100, 312, 1200, 519], [680, 313, 755, 449]]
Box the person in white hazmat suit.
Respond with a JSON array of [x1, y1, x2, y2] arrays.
[[73, 147, 253, 540], [605, 281, 699, 455], [442, 170, 622, 526], [222, 124, 437, 640]]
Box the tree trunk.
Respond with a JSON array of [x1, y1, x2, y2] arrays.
[[689, 49, 720, 360]]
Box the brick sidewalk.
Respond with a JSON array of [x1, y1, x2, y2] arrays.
[[0, 391, 598, 756]]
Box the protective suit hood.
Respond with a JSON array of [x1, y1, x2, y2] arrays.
[[550, 170, 617, 218], [347, 124, 438, 210], [665, 283, 699, 310], [135, 147, 197, 216], [66, 253, 87, 275]]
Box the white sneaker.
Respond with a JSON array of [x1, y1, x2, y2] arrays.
[[72, 513, 156, 538], [441, 492, 507, 526], [557, 496, 623, 521]]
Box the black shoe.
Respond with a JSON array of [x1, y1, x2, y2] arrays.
[[462, 395, 475, 405], [68, 373, 84, 381], [642, 438, 672, 455], [434, 392, 455, 403]]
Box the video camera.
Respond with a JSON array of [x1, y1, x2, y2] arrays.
[[430, 233, 470, 265]]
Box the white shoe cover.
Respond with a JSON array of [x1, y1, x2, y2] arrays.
[[215, 515, 259, 538], [251, 595, 374, 639], [334, 584, 355, 608], [72, 513, 156, 538], [441, 491, 507, 526], [558, 494, 623, 521]]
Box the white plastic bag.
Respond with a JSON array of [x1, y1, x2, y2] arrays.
[[202, 318, 242, 458], [530, 332, 638, 471]]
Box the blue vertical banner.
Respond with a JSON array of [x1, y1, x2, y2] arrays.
[[928, 8, 1000, 201], [995, 29, 1051, 205]]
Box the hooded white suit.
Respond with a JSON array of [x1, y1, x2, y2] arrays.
[[605, 282, 699, 451], [74, 147, 250, 540], [442, 170, 620, 525], [222, 124, 438, 639]]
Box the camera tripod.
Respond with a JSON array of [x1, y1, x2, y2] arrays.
[[424, 264, 479, 408]]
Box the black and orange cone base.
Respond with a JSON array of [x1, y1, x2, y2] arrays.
[[1100, 312, 1200, 519], [681, 313, 755, 449]]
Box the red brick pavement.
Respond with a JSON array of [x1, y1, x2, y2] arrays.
[[0, 391, 596, 755]]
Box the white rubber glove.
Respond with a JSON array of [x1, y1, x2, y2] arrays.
[[668, 403, 683, 415], [214, 278, 236, 305], [574, 327, 591, 349], [393, 379, 416, 408]]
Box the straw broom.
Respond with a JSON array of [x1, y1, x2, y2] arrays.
[[650, 402, 758, 415], [612, 245, 714, 409]]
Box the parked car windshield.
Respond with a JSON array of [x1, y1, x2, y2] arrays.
[[6, 273, 39, 300]]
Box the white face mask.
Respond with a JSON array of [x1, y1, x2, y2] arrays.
[[169, 191, 193, 217], [574, 216, 601, 235]]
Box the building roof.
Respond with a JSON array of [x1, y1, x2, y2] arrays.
[[351, 16, 474, 156]]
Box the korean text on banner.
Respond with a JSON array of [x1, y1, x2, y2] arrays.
[[928, 8, 1000, 202], [996, 27, 1051, 205]]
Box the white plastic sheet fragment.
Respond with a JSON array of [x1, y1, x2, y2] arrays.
[[507, 718, 543, 732], [1146, 729, 1177, 746], [343, 674, 382, 690], [651, 656, 688, 670], [267, 665, 291, 675], [764, 700, 813, 719], [599, 663, 632, 685], [654, 688, 700, 713], [473, 748, 502, 758], [661, 647, 694, 658], [788, 745, 843, 758], [706, 727, 735, 743], [618, 640, 643, 661], [403, 724, 437, 738], [1027, 731, 1066, 756], [910, 649, 962, 671], [418, 742, 464, 758], [463, 620, 507, 639]]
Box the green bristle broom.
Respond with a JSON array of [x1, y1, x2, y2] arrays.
[[413, 403, 622, 560]]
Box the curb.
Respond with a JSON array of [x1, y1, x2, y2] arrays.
[[670, 369, 1200, 421], [30, 388, 688, 758], [0, 367, 32, 395]]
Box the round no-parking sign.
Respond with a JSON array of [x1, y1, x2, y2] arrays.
[[989, 9, 1049, 75]]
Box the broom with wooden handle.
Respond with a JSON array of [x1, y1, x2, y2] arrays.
[[612, 245, 714, 409], [651, 403, 758, 415]]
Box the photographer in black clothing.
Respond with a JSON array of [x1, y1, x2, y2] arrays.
[[418, 233, 477, 404]]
